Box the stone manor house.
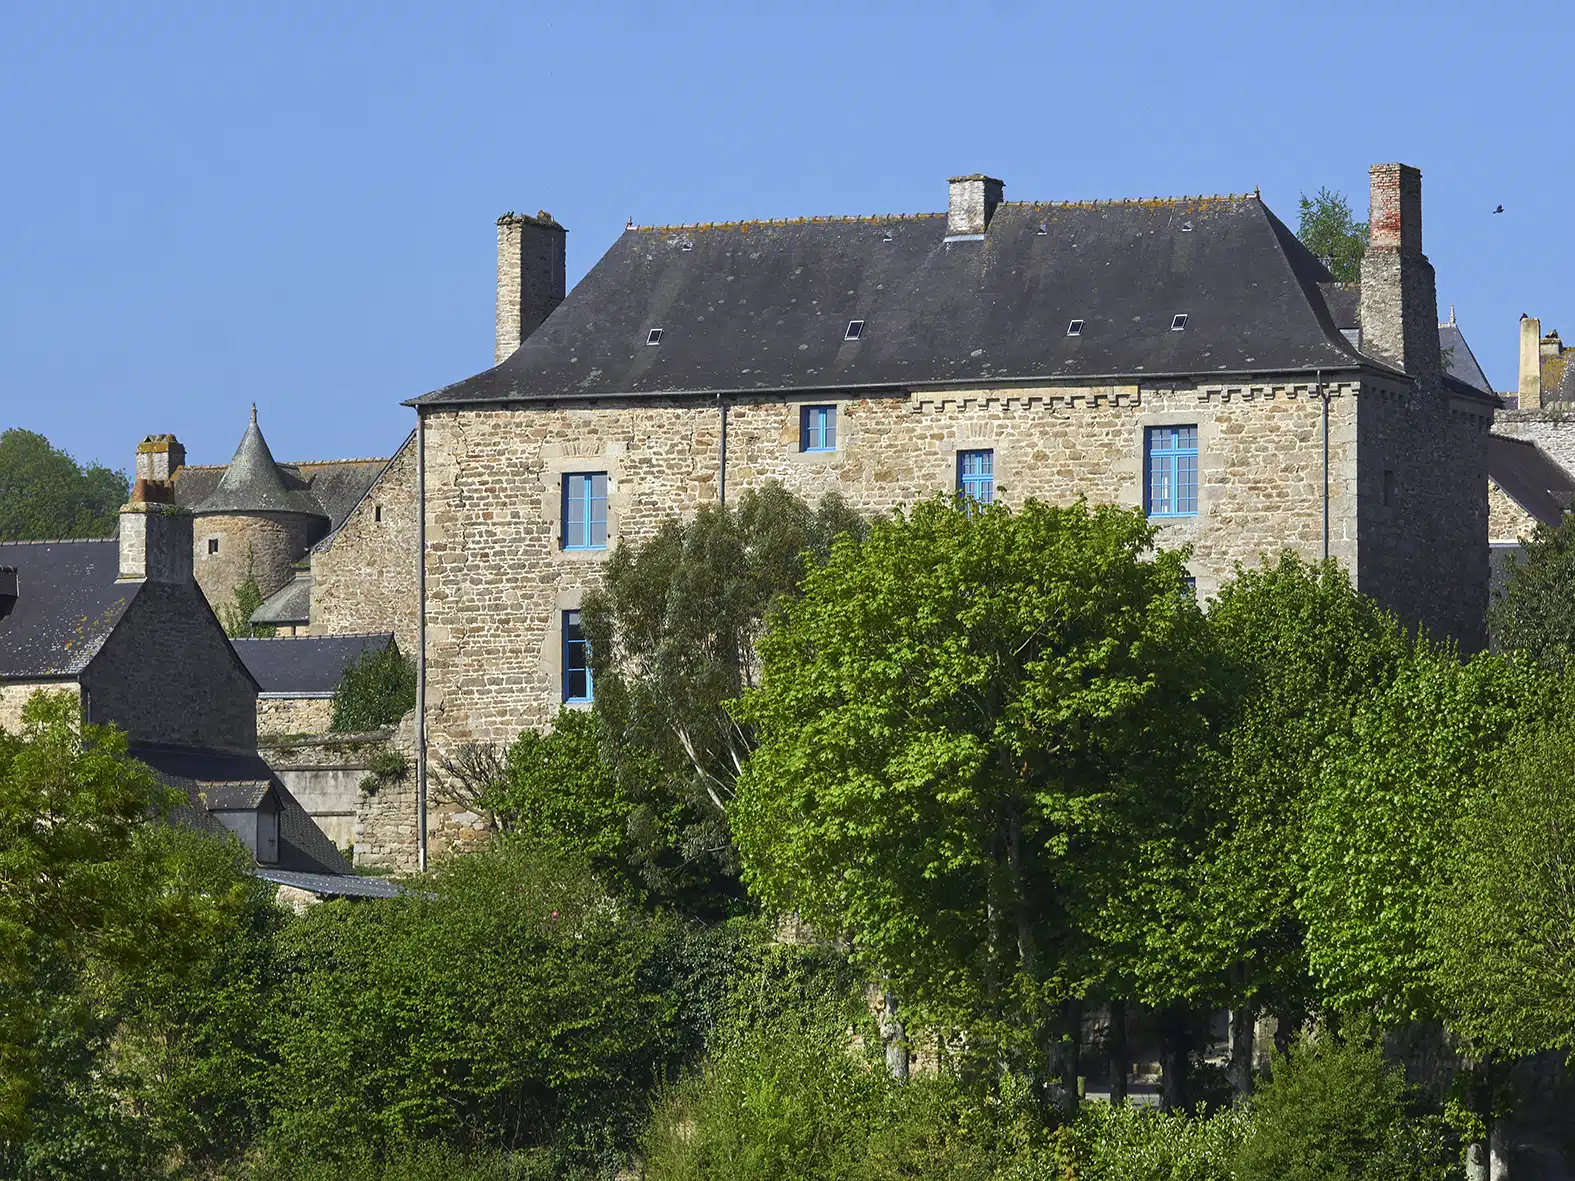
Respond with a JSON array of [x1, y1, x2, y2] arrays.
[[393, 161, 1501, 857], [45, 161, 1571, 872]]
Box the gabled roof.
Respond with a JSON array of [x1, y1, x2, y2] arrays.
[[251, 572, 312, 626], [191, 409, 331, 519], [1439, 320, 1493, 394], [1488, 435, 1575, 528], [0, 539, 136, 678], [138, 744, 353, 875], [412, 195, 1372, 408], [231, 632, 395, 696]]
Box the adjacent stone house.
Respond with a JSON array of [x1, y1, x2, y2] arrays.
[[403, 162, 1496, 858], [233, 631, 398, 736], [0, 479, 388, 897]]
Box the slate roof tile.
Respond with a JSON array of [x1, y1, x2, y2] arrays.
[[231, 633, 395, 696], [0, 539, 135, 678]]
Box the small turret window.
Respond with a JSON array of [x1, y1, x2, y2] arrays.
[[207, 538, 220, 555]]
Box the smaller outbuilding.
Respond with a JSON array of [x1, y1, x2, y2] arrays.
[[231, 632, 397, 736]]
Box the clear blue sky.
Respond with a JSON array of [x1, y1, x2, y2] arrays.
[[2, 0, 1568, 474]]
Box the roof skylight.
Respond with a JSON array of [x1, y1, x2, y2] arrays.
[[646, 328, 664, 345], [1067, 320, 1084, 337], [845, 320, 865, 341], [1171, 314, 1189, 331]]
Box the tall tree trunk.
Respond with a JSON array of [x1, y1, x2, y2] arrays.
[[1272, 1006, 1302, 1057], [879, 990, 909, 1083], [1227, 1005, 1255, 1102], [1490, 1117, 1510, 1181], [1159, 1002, 1192, 1112], [1047, 999, 1082, 1115], [1107, 999, 1128, 1106], [1464, 1059, 1493, 1181]]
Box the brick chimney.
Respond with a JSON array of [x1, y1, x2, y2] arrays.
[[947, 175, 1005, 238], [135, 433, 185, 482], [1520, 316, 1544, 409], [495, 210, 567, 364], [1357, 163, 1441, 381], [118, 479, 193, 584]]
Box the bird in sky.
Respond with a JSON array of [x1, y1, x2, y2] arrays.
[[1493, 204, 1505, 214]]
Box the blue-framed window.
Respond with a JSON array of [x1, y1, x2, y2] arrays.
[[563, 610, 593, 703], [800, 405, 836, 452], [562, 472, 608, 549], [1145, 426, 1198, 517], [957, 449, 994, 504]]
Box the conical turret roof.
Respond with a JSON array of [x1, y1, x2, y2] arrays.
[[194, 406, 330, 518]]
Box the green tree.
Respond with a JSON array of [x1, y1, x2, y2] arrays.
[[0, 428, 128, 540], [1488, 513, 1575, 668], [219, 547, 278, 638], [732, 496, 1215, 1099], [1431, 679, 1575, 1057], [1100, 559, 1411, 1038], [580, 479, 866, 911], [0, 691, 268, 1175], [262, 843, 679, 1174], [1233, 1032, 1458, 1181], [331, 644, 417, 732], [1297, 187, 1368, 282], [1298, 648, 1550, 1025]]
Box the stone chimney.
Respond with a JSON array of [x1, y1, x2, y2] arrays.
[[135, 433, 185, 483], [118, 479, 193, 584], [1520, 316, 1544, 409], [947, 175, 1005, 238], [1357, 163, 1441, 381], [495, 210, 567, 364]]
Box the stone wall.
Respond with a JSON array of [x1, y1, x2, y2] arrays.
[[309, 435, 420, 654], [0, 681, 78, 731], [1493, 408, 1575, 471], [82, 582, 257, 753], [1488, 479, 1538, 542], [1356, 382, 1492, 651], [257, 694, 335, 737], [420, 381, 1380, 824], [193, 511, 328, 615], [259, 718, 419, 870]]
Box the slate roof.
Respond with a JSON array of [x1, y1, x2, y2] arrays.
[[1439, 321, 1493, 394], [412, 196, 1380, 408], [138, 744, 353, 875], [251, 572, 312, 626], [175, 458, 387, 528], [1488, 435, 1575, 529], [231, 633, 395, 696], [0, 539, 136, 678], [252, 867, 405, 899], [193, 411, 330, 518]]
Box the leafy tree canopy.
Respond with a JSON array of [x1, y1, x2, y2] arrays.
[[1297, 187, 1368, 283], [732, 496, 1215, 1074], [1431, 677, 1575, 1057], [580, 479, 866, 912], [1099, 555, 1412, 1015], [331, 644, 417, 732], [0, 691, 262, 1164], [0, 428, 128, 541], [1488, 512, 1575, 669]]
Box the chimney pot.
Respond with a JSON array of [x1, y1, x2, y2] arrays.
[[1358, 162, 1440, 380], [135, 433, 185, 484], [495, 210, 568, 365], [947, 175, 1004, 237], [119, 501, 194, 584], [1520, 316, 1543, 409]]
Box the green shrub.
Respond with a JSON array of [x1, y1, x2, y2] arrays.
[[331, 645, 417, 732], [1233, 1033, 1459, 1181], [259, 844, 680, 1175], [1065, 1101, 1252, 1181]]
